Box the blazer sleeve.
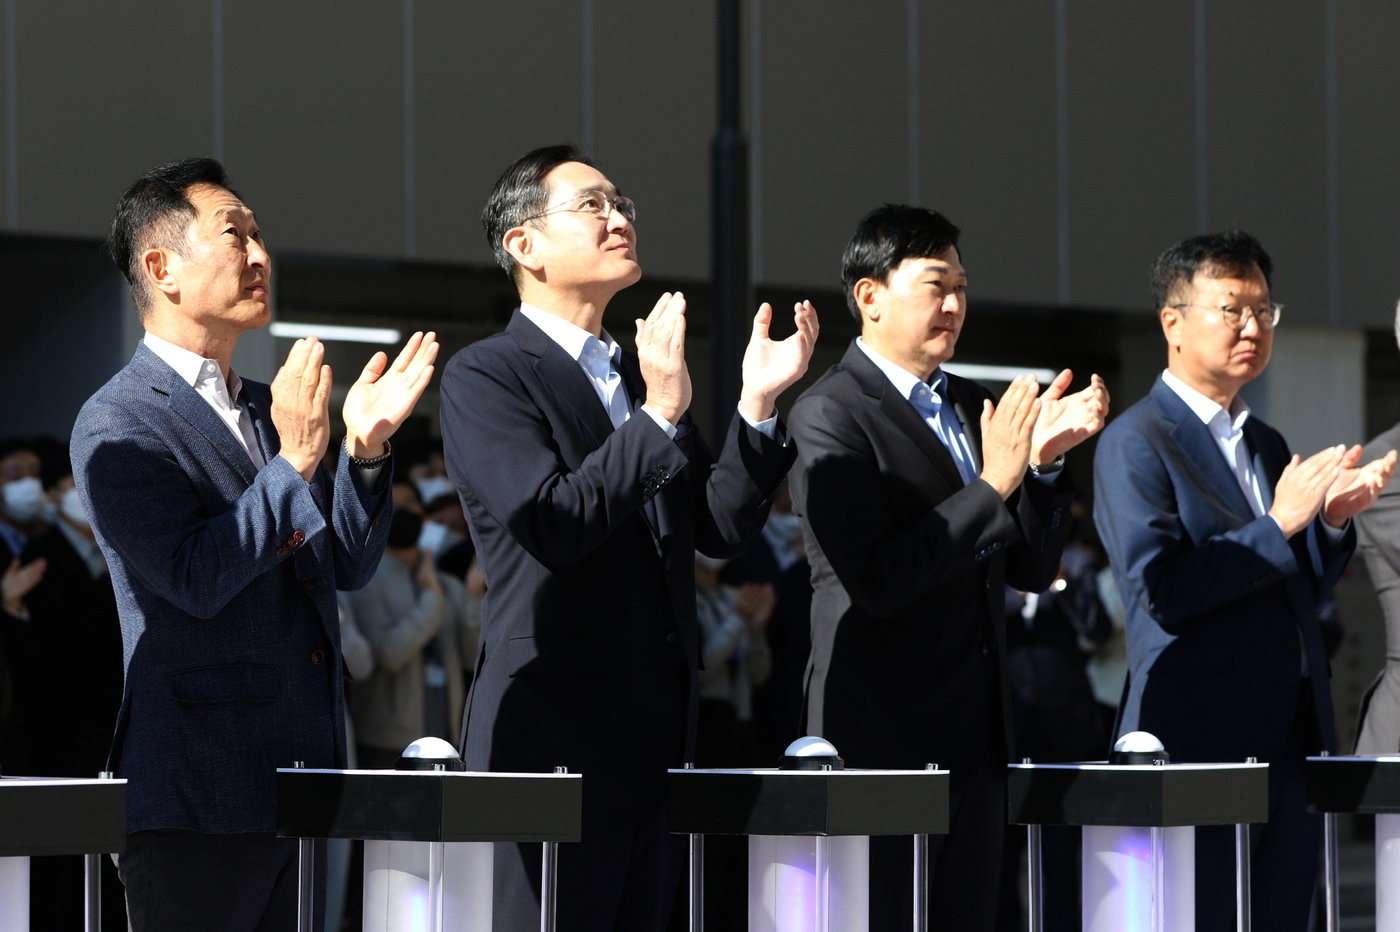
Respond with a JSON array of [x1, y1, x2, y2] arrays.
[[684, 412, 796, 559], [71, 394, 383, 620], [1092, 415, 1304, 633], [791, 390, 1028, 617]]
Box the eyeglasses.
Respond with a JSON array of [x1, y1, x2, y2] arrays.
[[521, 192, 637, 225], [1169, 302, 1283, 331]]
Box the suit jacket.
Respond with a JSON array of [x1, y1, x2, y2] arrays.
[[1093, 376, 1347, 763], [1354, 422, 1400, 753], [439, 310, 793, 806], [790, 342, 1073, 770], [69, 342, 391, 834]]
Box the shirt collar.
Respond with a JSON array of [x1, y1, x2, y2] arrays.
[[519, 303, 619, 366], [856, 337, 946, 403], [143, 332, 244, 401], [1161, 369, 1250, 437]]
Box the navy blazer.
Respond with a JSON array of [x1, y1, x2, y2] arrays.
[[791, 342, 1074, 770], [439, 310, 793, 805], [1093, 376, 1348, 763], [70, 343, 391, 834]]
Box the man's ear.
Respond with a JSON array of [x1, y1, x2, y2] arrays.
[[503, 225, 544, 274], [853, 278, 881, 323], [1160, 305, 1183, 349], [142, 247, 180, 300]]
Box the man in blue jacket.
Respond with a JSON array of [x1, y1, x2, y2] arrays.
[[1094, 230, 1393, 930], [71, 157, 437, 931]]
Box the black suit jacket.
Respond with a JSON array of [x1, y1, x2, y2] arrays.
[[790, 342, 1073, 770], [439, 310, 793, 805]]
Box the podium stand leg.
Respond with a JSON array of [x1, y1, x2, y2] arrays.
[[1234, 823, 1250, 932], [541, 840, 559, 932], [689, 833, 704, 932], [913, 833, 928, 932], [85, 852, 102, 932], [1026, 824, 1042, 932], [297, 837, 315, 932], [1322, 811, 1338, 932]]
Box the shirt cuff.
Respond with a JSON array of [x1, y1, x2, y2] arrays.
[[741, 410, 778, 440], [640, 404, 679, 440]]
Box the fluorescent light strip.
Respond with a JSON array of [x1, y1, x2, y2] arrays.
[[943, 363, 1058, 385], [269, 322, 402, 345]]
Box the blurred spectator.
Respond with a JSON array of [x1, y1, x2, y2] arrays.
[[346, 506, 477, 768], [693, 555, 774, 768]]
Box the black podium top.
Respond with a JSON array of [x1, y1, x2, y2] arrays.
[[1007, 762, 1268, 827], [275, 769, 582, 843], [0, 776, 126, 857], [1306, 755, 1400, 815], [666, 768, 949, 837]]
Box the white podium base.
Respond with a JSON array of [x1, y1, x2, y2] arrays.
[[1378, 813, 1400, 929], [748, 835, 868, 932], [1082, 824, 1193, 932], [362, 839, 492, 931], [0, 856, 27, 931]]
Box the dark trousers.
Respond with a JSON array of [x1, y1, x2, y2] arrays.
[[871, 743, 1008, 931], [117, 830, 324, 932], [1194, 682, 1322, 932], [493, 801, 684, 932]]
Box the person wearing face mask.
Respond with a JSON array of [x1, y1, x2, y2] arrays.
[[346, 505, 476, 769], [11, 473, 128, 928], [0, 442, 51, 623]]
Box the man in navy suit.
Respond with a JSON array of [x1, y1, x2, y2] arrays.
[[70, 158, 438, 931], [439, 145, 817, 931], [1093, 230, 1394, 931], [789, 204, 1108, 930]]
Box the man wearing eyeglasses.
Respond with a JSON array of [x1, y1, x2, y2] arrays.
[[438, 145, 817, 931], [1094, 230, 1395, 930]]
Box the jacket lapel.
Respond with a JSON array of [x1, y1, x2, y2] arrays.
[[132, 344, 260, 486], [843, 344, 966, 495], [507, 312, 616, 452], [1152, 377, 1257, 520]]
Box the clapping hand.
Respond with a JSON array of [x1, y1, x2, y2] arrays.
[[342, 331, 440, 459], [738, 300, 819, 424]]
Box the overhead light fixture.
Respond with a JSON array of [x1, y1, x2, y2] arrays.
[[944, 363, 1058, 385], [269, 322, 402, 345]]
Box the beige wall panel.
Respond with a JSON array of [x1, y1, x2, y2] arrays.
[[913, 2, 1059, 307], [413, 3, 587, 268], [14, 0, 212, 238], [1065, 1, 1195, 310], [1201, 1, 1327, 322], [591, 0, 715, 282], [1336, 6, 1400, 329], [754, 0, 907, 289], [223, 1, 404, 258], [1, 9, 10, 228]]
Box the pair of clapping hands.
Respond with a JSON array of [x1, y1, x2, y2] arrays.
[[271, 332, 439, 480]]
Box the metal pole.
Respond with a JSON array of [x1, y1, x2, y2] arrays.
[[913, 833, 928, 932], [1322, 812, 1338, 932], [1026, 824, 1043, 932], [83, 853, 101, 932], [541, 841, 559, 932], [711, 0, 749, 441], [1234, 822, 1252, 932], [293, 762, 314, 932], [690, 832, 704, 932]]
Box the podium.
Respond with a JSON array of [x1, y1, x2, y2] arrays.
[[667, 766, 949, 931], [0, 774, 126, 932], [276, 767, 581, 932], [1305, 754, 1400, 932], [1008, 761, 1267, 931]]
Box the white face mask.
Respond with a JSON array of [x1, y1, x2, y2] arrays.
[[60, 487, 90, 530], [3, 476, 47, 524], [415, 476, 455, 506]]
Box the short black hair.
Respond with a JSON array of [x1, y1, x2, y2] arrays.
[[481, 144, 597, 287], [841, 204, 961, 320], [107, 158, 235, 316], [1149, 230, 1273, 310]]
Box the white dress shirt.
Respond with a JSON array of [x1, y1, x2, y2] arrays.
[[143, 332, 266, 469]]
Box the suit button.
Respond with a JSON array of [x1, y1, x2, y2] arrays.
[[665, 633, 678, 644], [311, 650, 326, 664], [300, 577, 316, 591]]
